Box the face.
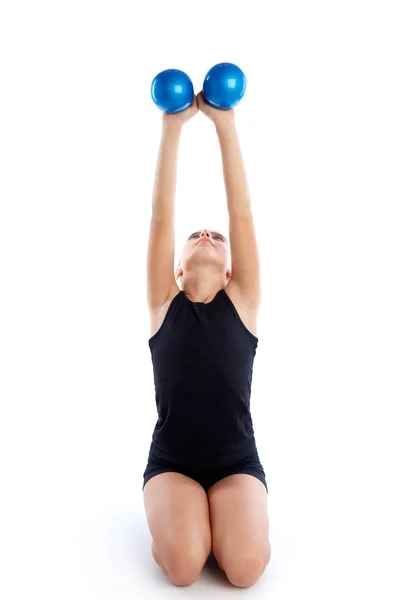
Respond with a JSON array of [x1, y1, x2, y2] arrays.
[[177, 229, 231, 281]]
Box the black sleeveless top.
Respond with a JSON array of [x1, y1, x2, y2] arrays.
[[148, 288, 259, 468]]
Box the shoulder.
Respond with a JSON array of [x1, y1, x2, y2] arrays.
[[149, 284, 181, 338], [224, 281, 259, 338]]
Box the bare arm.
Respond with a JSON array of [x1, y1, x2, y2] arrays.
[[147, 101, 199, 309], [151, 121, 182, 220], [197, 92, 261, 306], [216, 121, 252, 216]]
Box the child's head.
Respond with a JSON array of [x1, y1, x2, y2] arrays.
[[175, 229, 231, 287]]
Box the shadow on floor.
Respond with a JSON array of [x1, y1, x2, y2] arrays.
[[203, 550, 231, 586]]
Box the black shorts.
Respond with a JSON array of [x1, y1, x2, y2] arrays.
[[142, 443, 268, 494]]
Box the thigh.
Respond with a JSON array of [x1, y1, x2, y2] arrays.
[[207, 474, 271, 587], [143, 472, 212, 581]]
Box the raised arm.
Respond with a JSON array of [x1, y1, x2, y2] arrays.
[[197, 93, 261, 307], [147, 100, 198, 311]]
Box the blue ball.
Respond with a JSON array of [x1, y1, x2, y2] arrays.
[[151, 69, 194, 114], [203, 63, 247, 110]]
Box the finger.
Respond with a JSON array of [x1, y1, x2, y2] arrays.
[[196, 91, 205, 106]]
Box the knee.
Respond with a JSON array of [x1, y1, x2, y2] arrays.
[[161, 545, 208, 587], [225, 556, 265, 588], [225, 545, 271, 588]]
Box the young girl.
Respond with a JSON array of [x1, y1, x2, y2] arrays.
[[143, 91, 271, 588]]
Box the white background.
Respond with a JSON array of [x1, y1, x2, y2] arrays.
[[1, 1, 399, 598]]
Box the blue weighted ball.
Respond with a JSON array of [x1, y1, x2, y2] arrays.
[[203, 63, 247, 110], [151, 69, 194, 114]]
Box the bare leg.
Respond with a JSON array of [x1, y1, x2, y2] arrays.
[[144, 472, 212, 586]]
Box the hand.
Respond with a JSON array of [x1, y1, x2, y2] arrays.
[[162, 96, 199, 129], [196, 91, 235, 129]]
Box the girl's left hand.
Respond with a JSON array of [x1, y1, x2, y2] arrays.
[[162, 95, 199, 128], [196, 91, 235, 129]]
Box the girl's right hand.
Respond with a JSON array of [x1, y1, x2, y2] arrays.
[[162, 96, 199, 129]]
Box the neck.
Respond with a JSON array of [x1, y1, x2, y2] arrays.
[[181, 267, 228, 303]]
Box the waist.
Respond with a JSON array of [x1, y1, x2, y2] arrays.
[[149, 434, 257, 469]]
